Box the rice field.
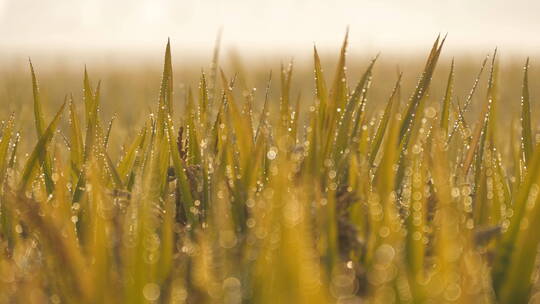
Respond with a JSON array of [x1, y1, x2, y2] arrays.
[[0, 35, 539, 303]]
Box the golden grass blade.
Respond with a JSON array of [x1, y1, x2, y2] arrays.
[[18, 102, 66, 192], [330, 29, 349, 111], [73, 70, 100, 202], [208, 28, 222, 108], [472, 49, 498, 193], [440, 58, 455, 134], [521, 58, 533, 165], [279, 60, 293, 134], [347, 54, 379, 142], [166, 114, 196, 225], [369, 74, 402, 165], [335, 54, 379, 160], [69, 98, 84, 180], [29, 60, 55, 194], [29, 59, 46, 136], [462, 50, 497, 178], [0, 114, 15, 185], [290, 93, 301, 143], [104, 114, 116, 149], [159, 38, 174, 117], [117, 126, 146, 177], [255, 71, 272, 144], [198, 71, 209, 130], [313, 45, 329, 129], [186, 88, 202, 165], [104, 152, 123, 189], [399, 35, 445, 142], [447, 56, 489, 142]]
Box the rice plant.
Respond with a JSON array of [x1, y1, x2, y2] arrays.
[[0, 35, 539, 303]]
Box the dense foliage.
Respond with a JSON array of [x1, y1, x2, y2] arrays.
[[0, 35, 539, 303]]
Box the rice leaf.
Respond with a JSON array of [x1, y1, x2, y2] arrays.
[[29, 59, 46, 136], [440, 58, 455, 134], [0, 114, 15, 185], [69, 97, 84, 180], [29, 60, 55, 194], [166, 114, 196, 225], [335, 54, 379, 160], [104, 114, 116, 149], [19, 102, 66, 192], [313, 45, 329, 130], [521, 58, 533, 165], [447, 56, 489, 142], [399, 35, 445, 143], [369, 73, 402, 166]]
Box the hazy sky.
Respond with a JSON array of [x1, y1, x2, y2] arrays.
[[0, 0, 539, 55]]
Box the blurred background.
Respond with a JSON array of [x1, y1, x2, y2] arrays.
[[0, 0, 538, 146], [1, 0, 539, 55]]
